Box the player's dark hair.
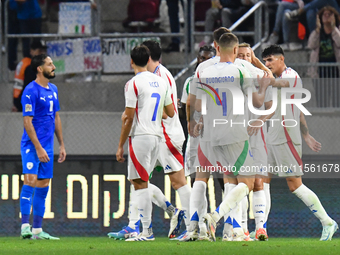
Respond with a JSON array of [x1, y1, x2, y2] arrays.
[[31, 54, 49, 74], [131, 45, 150, 67], [198, 45, 216, 56], [218, 33, 239, 48], [262, 44, 284, 58], [141, 40, 161, 61], [213, 27, 231, 43]]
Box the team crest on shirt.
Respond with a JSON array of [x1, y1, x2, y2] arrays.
[[25, 104, 32, 112], [54, 92, 57, 99], [48, 95, 53, 99], [27, 162, 33, 170]]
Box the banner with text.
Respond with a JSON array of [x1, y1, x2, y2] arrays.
[[102, 37, 160, 73], [59, 2, 92, 35], [47, 37, 102, 74]]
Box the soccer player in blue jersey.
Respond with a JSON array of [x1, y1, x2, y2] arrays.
[[20, 54, 66, 240]]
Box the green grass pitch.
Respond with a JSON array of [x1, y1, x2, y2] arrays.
[[0, 237, 339, 255]]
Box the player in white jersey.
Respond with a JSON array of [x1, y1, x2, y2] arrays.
[[181, 46, 217, 179], [260, 45, 338, 240], [141, 40, 191, 238], [200, 33, 272, 242], [185, 27, 274, 242], [237, 43, 273, 241], [116, 45, 175, 241]]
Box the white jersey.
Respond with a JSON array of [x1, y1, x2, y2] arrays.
[[267, 67, 302, 146], [193, 56, 221, 96], [181, 75, 192, 104], [235, 58, 273, 150], [249, 85, 273, 150], [154, 64, 185, 143], [198, 62, 255, 146], [125, 71, 172, 137]]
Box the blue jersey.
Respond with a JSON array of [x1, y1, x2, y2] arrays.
[[21, 81, 60, 151]]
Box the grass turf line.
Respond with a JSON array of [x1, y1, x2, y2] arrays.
[[0, 237, 339, 255]]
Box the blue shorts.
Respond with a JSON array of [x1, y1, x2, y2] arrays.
[[21, 146, 54, 179]]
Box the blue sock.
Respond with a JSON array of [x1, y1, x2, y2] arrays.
[[20, 185, 34, 224], [32, 186, 49, 228]]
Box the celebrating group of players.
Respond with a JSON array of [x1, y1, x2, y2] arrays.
[[17, 26, 338, 242], [110, 27, 338, 242]]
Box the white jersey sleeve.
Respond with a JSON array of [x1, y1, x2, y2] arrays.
[[125, 79, 137, 108], [181, 76, 192, 104], [267, 67, 302, 146]]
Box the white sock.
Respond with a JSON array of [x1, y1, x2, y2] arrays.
[[223, 183, 231, 223], [128, 185, 139, 230], [149, 183, 175, 217], [32, 228, 42, 235], [241, 196, 248, 233], [177, 184, 191, 230], [191, 181, 208, 232], [253, 190, 266, 230], [231, 199, 243, 235], [223, 183, 234, 235], [263, 183, 271, 230], [136, 188, 153, 236], [21, 223, 30, 230], [212, 183, 249, 223], [293, 184, 333, 226]]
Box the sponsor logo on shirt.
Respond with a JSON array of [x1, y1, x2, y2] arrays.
[[40, 96, 46, 102], [26, 95, 31, 99], [25, 104, 32, 112]]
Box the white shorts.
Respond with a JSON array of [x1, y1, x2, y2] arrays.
[[267, 142, 303, 177], [193, 140, 216, 172], [158, 138, 184, 173], [251, 145, 268, 177], [184, 135, 199, 176], [128, 135, 160, 181], [213, 140, 255, 177]]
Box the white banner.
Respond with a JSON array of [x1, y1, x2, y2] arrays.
[[59, 2, 92, 35], [46, 37, 102, 74], [102, 37, 160, 73]]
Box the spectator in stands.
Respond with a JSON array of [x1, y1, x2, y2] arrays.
[[9, 0, 42, 59], [12, 41, 47, 112], [308, 6, 340, 107], [285, 0, 339, 33], [164, 0, 191, 52], [5, 0, 20, 70], [200, 0, 254, 46], [263, 0, 306, 51]]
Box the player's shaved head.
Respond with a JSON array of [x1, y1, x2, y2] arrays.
[[213, 27, 231, 43], [131, 45, 150, 67], [141, 40, 161, 61], [218, 33, 239, 50], [262, 44, 284, 58], [31, 54, 49, 74]]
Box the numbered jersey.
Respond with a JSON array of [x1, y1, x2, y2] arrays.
[[198, 62, 255, 146], [267, 67, 303, 146], [21, 81, 60, 149], [125, 71, 172, 138], [154, 64, 185, 144]]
